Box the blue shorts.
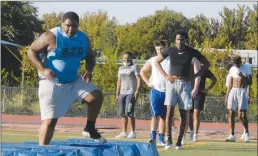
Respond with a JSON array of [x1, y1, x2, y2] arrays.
[[150, 88, 167, 117]]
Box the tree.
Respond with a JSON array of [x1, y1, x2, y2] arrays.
[[244, 4, 258, 49], [1, 1, 43, 45], [79, 10, 118, 51], [42, 12, 63, 31]]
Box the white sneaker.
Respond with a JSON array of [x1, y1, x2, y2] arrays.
[[225, 134, 236, 142], [94, 136, 107, 143], [115, 132, 127, 138], [127, 132, 136, 139], [82, 130, 107, 143], [193, 133, 198, 142], [244, 133, 250, 143], [82, 131, 90, 137], [189, 131, 194, 140], [175, 146, 183, 150], [240, 132, 245, 140], [181, 137, 186, 145], [172, 126, 177, 137]]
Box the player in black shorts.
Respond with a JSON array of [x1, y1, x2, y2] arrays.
[[189, 66, 217, 142]]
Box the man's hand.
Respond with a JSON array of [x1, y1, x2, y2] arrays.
[[200, 89, 208, 94], [82, 71, 93, 82], [191, 88, 198, 99], [40, 68, 56, 79], [133, 91, 139, 100], [224, 97, 228, 107], [248, 97, 251, 105], [165, 75, 176, 83], [238, 72, 245, 78]]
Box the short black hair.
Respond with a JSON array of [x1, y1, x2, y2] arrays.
[[233, 55, 242, 65], [124, 52, 133, 58], [174, 30, 188, 40], [153, 40, 166, 47], [62, 12, 79, 23]]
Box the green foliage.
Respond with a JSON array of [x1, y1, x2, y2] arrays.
[[42, 12, 63, 31], [19, 46, 39, 87], [1, 1, 43, 45]]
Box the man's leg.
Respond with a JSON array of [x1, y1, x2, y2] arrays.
[[189, 110, 194, 132], [226, 109, 236, 142], [164, 105, 174, 149], [149, 89, 159, 142], [239, 110, 250, 142], [122, 117, 128, 133], [39, 118, 58, 145], [114, 94, 128, 138], [193, 109, 200, 141], [127, 94, 136, 139], [176, 109, 188, 147], [83, 90, 106, 142]]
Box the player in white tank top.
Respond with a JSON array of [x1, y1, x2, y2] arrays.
[[140, 40, 175, 146]]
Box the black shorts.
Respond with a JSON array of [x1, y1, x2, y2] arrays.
[[118, 94, 136, 117], [191, 92, 206, 112]]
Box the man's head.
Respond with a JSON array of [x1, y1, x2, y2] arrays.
[[174, 30, 188, 49], [153, 40, 166, 55], [61, 12, 79, 37], [123, 52, 133, 66], [233, 55, 242, 68]]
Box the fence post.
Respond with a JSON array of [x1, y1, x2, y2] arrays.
[[2, 88, 6, 112]]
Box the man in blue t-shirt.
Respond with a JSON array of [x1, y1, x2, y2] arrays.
[[28, 12, 106, 145]]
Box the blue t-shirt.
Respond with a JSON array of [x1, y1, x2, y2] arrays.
[[38, 27, 89, 83]]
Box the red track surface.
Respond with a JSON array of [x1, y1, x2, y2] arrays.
[[2, 114, 257, 131]]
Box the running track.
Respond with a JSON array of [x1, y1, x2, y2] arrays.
[[1, 114, 257, 132]]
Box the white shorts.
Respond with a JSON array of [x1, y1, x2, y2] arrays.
[[38, 77, 99, 120], [227, 88, 248, 111]]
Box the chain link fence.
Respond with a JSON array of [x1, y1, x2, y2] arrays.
[[1, 87, 257, 122]]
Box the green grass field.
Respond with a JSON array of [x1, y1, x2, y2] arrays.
[[2, 130, 257, 156]]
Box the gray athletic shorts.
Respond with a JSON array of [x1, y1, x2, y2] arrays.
[[38, 77, 99, 120], [227, 88, 248, 111], [165, 79, 192, 110], [118, 94, 136, 117]]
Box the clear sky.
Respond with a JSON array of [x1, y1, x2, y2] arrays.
[[32, 2, 256, 25]]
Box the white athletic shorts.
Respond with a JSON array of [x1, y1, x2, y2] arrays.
[[38, 77, 99, 120], [227, 88, 248, 111]]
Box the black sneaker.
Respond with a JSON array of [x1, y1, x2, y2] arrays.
[[164, 136, 172, 149]]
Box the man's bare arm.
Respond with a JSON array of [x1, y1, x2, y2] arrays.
[[193, 57, 211, 79], [85, 42, 96, 73], [192, 57, 201, 98], [27, 31, 54, 72], [154, 55, 166, 77], [225, 76, 233, 106], [140, 59, 152, 87], [206, 75, 217, 92]]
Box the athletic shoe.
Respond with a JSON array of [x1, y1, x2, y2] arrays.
[[115, 132, 127, 138], [164, 136, 172, 149], [83, 129, 107, 143], [240, 132, 245, 140], [148, 131, 157, 144], [172, 126, 177, 137], [157, 133, 166, 147], [189, 131, 194, 140], [127, 131, 136, 139], [244, 133, 250, 143], [181, 137, 186, 145], [193, 133, 198, 142], [225, 134, 236, 142], [175, 146, 183, 150]]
